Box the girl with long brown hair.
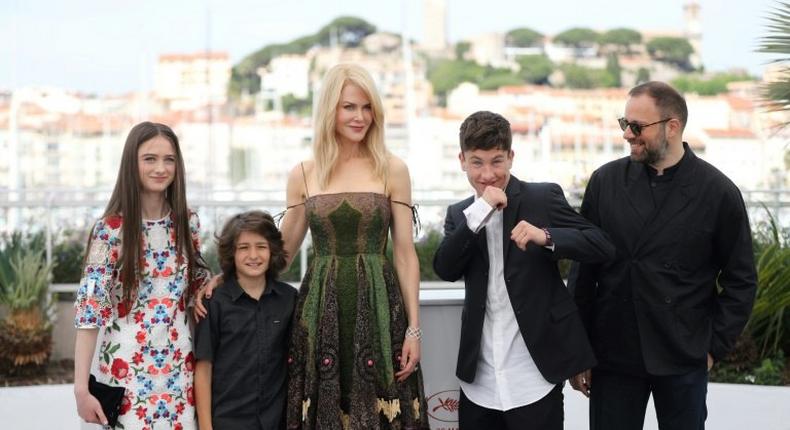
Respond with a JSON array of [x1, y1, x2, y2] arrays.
[[73, 122, 209, 429]]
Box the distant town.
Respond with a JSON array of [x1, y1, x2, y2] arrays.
[[1, 0, 787, 233]]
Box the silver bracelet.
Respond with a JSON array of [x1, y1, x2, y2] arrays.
[[405, 326, 422, 341]]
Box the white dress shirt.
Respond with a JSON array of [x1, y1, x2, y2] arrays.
[[458, 197, 555, 411]]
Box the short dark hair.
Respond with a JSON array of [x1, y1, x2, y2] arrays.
[[216, 210, 287, 279], [628, 81, 688, 131], [459, 111, 512, 152]]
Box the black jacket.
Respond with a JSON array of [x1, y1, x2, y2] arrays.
[[433, 175, 615, 384], [569, 144, 757, 375]]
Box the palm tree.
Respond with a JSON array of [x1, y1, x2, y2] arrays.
[[759, 2, 790, 120]]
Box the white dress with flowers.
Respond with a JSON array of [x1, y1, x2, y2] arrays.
[[74, 211, 208, 430]]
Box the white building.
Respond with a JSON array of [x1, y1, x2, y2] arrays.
[[154, 52, 231, 111], [257, 55, 312, 115]]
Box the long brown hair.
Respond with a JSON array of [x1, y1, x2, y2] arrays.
[[95, 121, 204, 307]]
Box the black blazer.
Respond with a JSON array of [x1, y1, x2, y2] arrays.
[[569, 144, 757, 375], [433, 175, 615, 384]]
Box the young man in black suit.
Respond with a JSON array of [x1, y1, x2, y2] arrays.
[[433, 111, 615, 430], [568, 81, 757, 430]]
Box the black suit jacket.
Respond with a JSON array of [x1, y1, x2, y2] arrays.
[[569, 144, 757, 375], [433, 175, 615, 384]]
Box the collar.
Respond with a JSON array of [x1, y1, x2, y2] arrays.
[[228, 275, 279, 302]]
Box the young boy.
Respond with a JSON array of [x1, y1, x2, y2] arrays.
[[194, 210, 297, 430]]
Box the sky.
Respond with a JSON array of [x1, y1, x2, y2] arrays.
[[0, 0, 783, 95]]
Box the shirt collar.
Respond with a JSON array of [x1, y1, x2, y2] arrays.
[[228, 274, 280, 302]]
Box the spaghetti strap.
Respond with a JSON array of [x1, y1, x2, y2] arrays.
[[391, 200, 421, 235], [300, 162, 310, 197]]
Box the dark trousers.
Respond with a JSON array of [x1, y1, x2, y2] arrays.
[[459, 384, 564, 430], [590, 367, 708, 430]]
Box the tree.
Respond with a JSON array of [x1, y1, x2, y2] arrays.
[[455, 41, 471, 60], [636, 67, 651, 85], [228, 16, 376, 98], [316, 16, 376, 47], [599, 28, 642, 53], [561, 64, 616, 89], [506, 27, 544, 47], [646, 37, 694, 70], [516, 55, 554, 85], [553, 27, 599, 47], [605, 53, 622, 87], [672, 72, 756, 96], [758, 1, 790, 120], [478, 69, 524, 90], [281, 93, 312, 116], [427, 59, 486, 102]]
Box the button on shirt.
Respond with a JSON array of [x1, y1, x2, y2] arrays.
[[459, 197, 555, 410], [194, 276, 297, 430]]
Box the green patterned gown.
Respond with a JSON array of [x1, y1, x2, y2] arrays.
[[286, 192, 429, 430]]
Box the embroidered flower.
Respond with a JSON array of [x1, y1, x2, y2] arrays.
[[111, 358, 129, 380]]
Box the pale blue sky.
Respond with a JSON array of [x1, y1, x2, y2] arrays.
[[0, 0, 782, 95]]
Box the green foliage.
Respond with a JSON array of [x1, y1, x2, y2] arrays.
[[757, 1, 790, 119], [646, 37, 694, 70], [516, 55, 554, 85], [745, 208, 790, 358], [605, 53, 622, 88], [636, 67, 651, 85], [229, 16, 376, 98], [0, 233, 45, 297], [710, 351, 787, 386], [415, 230, 443, 281], [455, 41, 471, 60], [427, 59, 486, 102], [598, 28, 642, 49], [281, 93, 312, 116], [561, 64, 617, 89], [1, 252, 52, 312], [506, 27, 544, 47], [672, 72, 756, 96], [477, 68, 524, 90], [200, 235, 221, 276], [553, 27, 599, 47], [51, 236, 85, 284]]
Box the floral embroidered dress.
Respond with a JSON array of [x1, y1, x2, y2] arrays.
[[74, 211, 209, 430]]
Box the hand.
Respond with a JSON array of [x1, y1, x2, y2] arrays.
[[395, 337, 421, 382], [193, 274, 223, 320], [510, 220, 547, 250], [707, 353, 714, 371], [75, 390, 108, 425], [569, 369, 592, 398], [481, 186, 507, 210]]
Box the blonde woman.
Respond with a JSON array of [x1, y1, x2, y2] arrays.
[[281, 63, 428, 429]]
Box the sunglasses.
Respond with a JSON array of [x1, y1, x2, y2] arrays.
[[618, 117, 673, 136]]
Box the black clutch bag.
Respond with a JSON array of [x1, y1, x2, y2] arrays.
[[88, 374, 126, 428]]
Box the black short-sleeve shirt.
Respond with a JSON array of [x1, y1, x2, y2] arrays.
[[194, 276, 297, 430]]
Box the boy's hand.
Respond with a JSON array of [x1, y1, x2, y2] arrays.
[[481, 186, 507, 209], [510, 220, 547, 250], [193, 274, 223, 320]]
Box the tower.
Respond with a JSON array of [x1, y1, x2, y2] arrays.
[[422, 0, 447, 52], [683, 1, 703, 69]]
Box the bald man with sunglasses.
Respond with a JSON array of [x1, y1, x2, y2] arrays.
[[568, 81, 756, 430]]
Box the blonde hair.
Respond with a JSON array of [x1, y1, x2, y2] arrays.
[[313, 63, 389, 190]]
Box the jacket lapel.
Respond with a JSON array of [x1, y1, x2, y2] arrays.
[[502, 175, 521, 263]]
